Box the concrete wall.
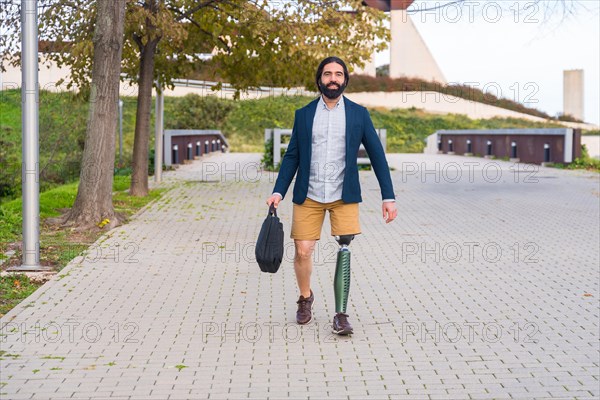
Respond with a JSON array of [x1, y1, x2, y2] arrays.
[[344, 91, 598, 130], [581, 136, 600, 159], [0, 56, 143, 98], [0, 58, 313, 99]]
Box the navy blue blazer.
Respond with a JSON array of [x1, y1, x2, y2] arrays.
[[273, 96, 395, 204]]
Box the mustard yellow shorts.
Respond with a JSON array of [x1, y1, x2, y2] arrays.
[[291, 197, 361, 240]]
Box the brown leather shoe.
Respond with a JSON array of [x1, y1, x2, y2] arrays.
[[332, 312, 353, 335], [296, 290, 314, 325]]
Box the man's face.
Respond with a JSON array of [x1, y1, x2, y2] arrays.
[[319, 62, 346, 100]]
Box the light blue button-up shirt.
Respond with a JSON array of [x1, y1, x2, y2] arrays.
[[306, 96, 346, 203]]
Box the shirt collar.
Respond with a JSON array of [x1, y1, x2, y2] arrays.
[[318, 95, 344, 111]]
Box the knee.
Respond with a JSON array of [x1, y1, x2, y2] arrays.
[[294, 242, 315, 261]]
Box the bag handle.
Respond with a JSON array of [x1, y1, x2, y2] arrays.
[[268, 203, 278, 217]]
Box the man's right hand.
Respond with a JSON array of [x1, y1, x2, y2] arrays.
[[266, 193, 282, 208]]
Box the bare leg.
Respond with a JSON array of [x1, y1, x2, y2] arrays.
[[294, 240, 316, 298]]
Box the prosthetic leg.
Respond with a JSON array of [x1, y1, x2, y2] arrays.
[[332, 235, 354, 335]]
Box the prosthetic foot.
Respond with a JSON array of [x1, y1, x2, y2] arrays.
[[333, 235, 354, 335]]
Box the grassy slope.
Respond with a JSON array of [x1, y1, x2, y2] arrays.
[[218, 96, 564, 153], [0, 89, 568, 157]]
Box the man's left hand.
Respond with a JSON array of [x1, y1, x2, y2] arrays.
[[382, 202, 397, 224]]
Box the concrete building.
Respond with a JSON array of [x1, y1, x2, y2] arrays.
[[563, 69, 584, 121], [363, 0, 446, 83]]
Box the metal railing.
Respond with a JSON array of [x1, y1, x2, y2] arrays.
[[171, 79, 316, 98], [265, 128, 387, 168]]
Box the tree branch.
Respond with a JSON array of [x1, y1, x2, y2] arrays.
[[132, 33, 143, 52], [174, 0, 219, 21], [184, 15, 232, 53]]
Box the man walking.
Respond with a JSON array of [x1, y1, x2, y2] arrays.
[[266, 56, 397, 335]]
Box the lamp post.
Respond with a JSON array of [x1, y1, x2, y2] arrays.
[[118, 99, 123, 167], [544, 143, 551, 163], [9, 0, 48, 271], [172, 144, 179, 164], [154, 86, 164, 183], [511, 141, 518, 159]]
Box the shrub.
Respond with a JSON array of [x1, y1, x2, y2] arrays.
[[164, 94, 235, 130]]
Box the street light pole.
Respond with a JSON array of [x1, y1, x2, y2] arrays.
[[10, 0, 47, 271], [119, 99, 123, 167], [154, 86, 164, 183]]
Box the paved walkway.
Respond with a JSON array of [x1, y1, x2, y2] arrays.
[[1, 153, 599, 400]]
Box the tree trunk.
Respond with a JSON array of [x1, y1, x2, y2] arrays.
[[129, 39, 159, 197], [60, 0, 127, 229]]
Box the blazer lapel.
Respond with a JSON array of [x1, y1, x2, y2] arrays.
[[305, 98, 318, 140], [305, 98, 319, 163], [343, 96, 354, 154]]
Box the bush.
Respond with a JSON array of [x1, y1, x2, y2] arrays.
[[557, 113, 583, 123], [261, 138, 276, 171], [567, 144, 600, 171], [164, 94, 235, 130], [261, 138, 287, 171]]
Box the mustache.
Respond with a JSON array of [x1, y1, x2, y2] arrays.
[[319, 80, 346, 99]]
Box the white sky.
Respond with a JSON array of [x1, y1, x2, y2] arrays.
[[374, 0, 600, 125]]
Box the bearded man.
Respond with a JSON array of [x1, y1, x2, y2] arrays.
[[266, 56, 397, 335]]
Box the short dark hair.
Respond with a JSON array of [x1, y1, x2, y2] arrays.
[[315, 56, 350, 93]]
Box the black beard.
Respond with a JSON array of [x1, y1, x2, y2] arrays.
[[319, 81, 346, 99]]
